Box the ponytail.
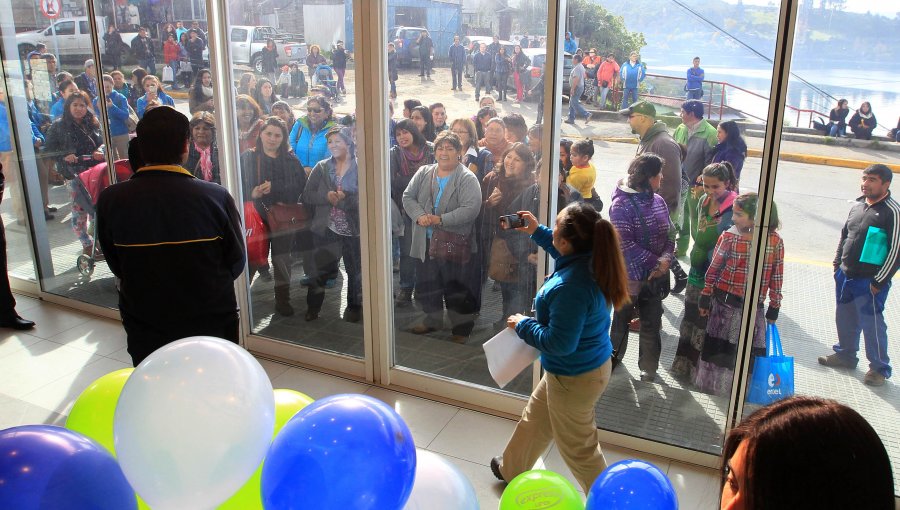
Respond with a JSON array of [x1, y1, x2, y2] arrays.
[[592, 219, 631, 310]]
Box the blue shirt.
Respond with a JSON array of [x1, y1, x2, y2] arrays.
[[427, 175, 450, 239], [515, 225, 613, 375]]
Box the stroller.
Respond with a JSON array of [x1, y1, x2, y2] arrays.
[[73, 159, 134, 277], [311, 64, 340, 100]]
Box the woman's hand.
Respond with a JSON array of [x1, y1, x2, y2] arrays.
[[487, 188, 502, 207], [649, 259, 671, 279], [515, 211, 540, 235], [699, 307, 709, 317], [63, 154, 77, 164], [252, 180, 272, 199], [507, 313, 528, 329], [416, 214, 432, 227], [327, 190, 339, 205], [92, 150, 105, 161]]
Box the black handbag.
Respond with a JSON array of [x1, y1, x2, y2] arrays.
[[627, 194, 670, 301]]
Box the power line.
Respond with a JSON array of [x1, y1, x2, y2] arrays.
[[667, 0, 838, 105]]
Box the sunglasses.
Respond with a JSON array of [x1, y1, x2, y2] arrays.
[[307, 108, 323, 114]]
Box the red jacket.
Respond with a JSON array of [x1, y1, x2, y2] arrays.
[[163, 41, 181, 63]]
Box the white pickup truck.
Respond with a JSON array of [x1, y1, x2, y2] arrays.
[[16, 17, 138, 59], [229, 25, 307, 73]]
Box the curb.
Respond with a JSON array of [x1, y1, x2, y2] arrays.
[[163, 86, 190, 100], [587, 136, 900, 172]]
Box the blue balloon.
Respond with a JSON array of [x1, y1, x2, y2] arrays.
[[586, 459, 678, 510], [261, 394, 416, 510], [0, 425, 137, 510]]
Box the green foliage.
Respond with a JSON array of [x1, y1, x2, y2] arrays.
[[566, 0, 647, 57]]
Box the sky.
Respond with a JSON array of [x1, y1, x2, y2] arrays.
[[729, 0, 898, 17]]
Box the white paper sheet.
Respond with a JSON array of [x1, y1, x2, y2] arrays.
[[483, 327, 540, 388]]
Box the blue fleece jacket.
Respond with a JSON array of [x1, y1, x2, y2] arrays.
[[93, 90, 130, 136], [515, 225, 613, 376]]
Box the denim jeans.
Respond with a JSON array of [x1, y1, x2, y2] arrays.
[[686, 88, 702, 100], [621, 87, 638, 109], [599, 86, 610, 109], [451, 63, 463, 89], [829, 124, 846, 137], [567, 85, 587, 122]]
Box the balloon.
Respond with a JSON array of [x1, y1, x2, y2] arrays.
[[261, 394, 417, 510], [65, 367, 133, 454], [499, 470, 584, 510], [586, 459, 678, 510], [404, 450, 479, 510], [0, 425, 137, 510], [217, 389, 315, 510], [114, 337, 275, 510]]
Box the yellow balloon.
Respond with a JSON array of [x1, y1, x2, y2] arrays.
[[137, 495, 151, 509], [216, 389, 314, 510], [65, 368, 134, 455]]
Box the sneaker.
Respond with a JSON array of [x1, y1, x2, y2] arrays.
[[864, 370, 886, 387], [818, 353, 858, 369], [490, 456, 505, 482], [672, 273, 688, 294], [299, 274, 312, 286], [395, 288, 413, 306], [563, 119, 576, 125], [639, 370, 656, 382]]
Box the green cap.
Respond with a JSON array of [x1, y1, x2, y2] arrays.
[[618, 100, 656, 119]]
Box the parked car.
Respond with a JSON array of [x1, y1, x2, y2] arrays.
[[388, 26, 427, 67], [16, 17, 139, 60], [229, 25, 307, 74], [462, 36, 515, 78]]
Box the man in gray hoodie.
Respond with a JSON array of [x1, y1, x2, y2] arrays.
[[620, 101, 689, 292]]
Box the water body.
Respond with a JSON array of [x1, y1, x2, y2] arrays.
[[647, 59, 899, 135]]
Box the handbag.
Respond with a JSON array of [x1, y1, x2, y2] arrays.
[[125, 104, 139, 132], [243, 201, 270, 268], [255, 153, 308, 233], [162, 65, 174, 83], [489, 238, 518, 282], [747, 323, 794, 405], [429, 228, 471, 264]]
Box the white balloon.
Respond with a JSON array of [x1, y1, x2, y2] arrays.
[[114, 337, 275, 510], [404, 450, 480, 510]]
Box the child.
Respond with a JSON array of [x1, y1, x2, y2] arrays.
[[694, 192, 784, 396], [276, 65, 292, 98], [567, 139, 601, 210], [671, 162, 737, 381]]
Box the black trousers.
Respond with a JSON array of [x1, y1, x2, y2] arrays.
[[122, 312, 239, 366], [0, 180, 16, 317], [416, 244, 477, 337]]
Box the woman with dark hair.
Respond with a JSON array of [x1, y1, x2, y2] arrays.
[[671, 162, 737, 381], [271, 100, 295, 133], [128, 68, 148, 110], [50, 79, 78, 121], [45, 91, 104, 256], [849, 101, 877, 140], [409, 105, 436, 142], [402, 131, 482, 343], [185, 112, 220, 183], [289, 96, 336, 173], [559, 138, 573, 175], [241, 116, 307, 316], [695, 192, 783, 396], [391, 119, 435, 306], [712, 120, 747, 187], [474, 105, 497, 140], [511, 44, 531, 102], [305, 45, 327, 78], [608, 153, 675, 381], [189, 69, 215, 114], [494, 46, 512, 102], [136, 75, 174, 119], [480, 117, 509, 166], [237, 72, 257, 97], [491, 143, 538, 323], [721, 396, 894, 509], [492, 202, 630, 493], [236, 94, 265, 154], [163, 33, 181, 87], [260, 38, 279, 82], [253, 77, 278, 114], [303, 127, 362, 322], [103, 25, 125, 71], [827, 98, 849, 138], [450, 117, 493, 181]]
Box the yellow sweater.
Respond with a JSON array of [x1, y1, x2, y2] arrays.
[[567, 163, 596, 198]]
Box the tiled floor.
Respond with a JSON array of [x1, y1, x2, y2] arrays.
[[0, 295, 723, 508]]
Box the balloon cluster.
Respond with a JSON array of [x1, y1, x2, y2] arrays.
[[0, 337, 473, 510], [499, 460, 678, 510]]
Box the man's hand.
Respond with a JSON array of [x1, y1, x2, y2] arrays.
[[870, 283, 880, 295]]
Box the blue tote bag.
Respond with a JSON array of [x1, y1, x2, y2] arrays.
[[747, 323, 795, 405]]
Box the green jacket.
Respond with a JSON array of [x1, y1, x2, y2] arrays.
[[673, 119, 717, 183]]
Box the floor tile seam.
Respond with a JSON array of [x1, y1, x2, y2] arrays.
[[422, 407, 463, 450], [17, 351, 109, 403]]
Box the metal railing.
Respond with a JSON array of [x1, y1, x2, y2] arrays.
[[641, 73, 829, 128]]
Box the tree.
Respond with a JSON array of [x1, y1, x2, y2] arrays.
[[565, 0, 647, 58]]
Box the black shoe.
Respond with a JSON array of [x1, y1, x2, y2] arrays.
[[47, 207, 58, 213], [0, 314, 35, 330], [490, 456, 505, 482], [395, 288, 413, 307], [44, 212, 55, 221], [275, 301, 294, 316], [305, 310, 319, 322], [671, 263, 688, 294], [563, 119, 576, 125], [343, 308, 362, 323]]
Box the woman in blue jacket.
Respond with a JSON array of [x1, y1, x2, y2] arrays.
[[289, 96, 336, 173], [94, 74, 131, 161], [491, 202, 630, 493], [136, 75, 174, 119]]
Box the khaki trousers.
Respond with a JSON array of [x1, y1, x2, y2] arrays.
[[500, 360, 612, 492]]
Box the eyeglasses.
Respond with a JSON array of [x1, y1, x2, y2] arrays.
[[307, 108, 323, 114]]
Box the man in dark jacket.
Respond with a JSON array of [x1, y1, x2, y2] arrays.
[[97, 107, 245, 366], [131, 26, 155, 75], [820, 164, 899, 387], [473, 43, 493, 101], [73, 59, 98, 100], [332, 40, 349, 94], [448, 35, 466, 91], [417, 31, 434, 78], [0, 164, 35, 331]]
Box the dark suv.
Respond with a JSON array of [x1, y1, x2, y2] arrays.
[[389, 26, 427, 67]]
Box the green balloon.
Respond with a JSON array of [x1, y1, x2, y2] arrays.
[[500, 470, 585, 510], [216, 389, 314, 510], [65, 368, 134, 455]]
